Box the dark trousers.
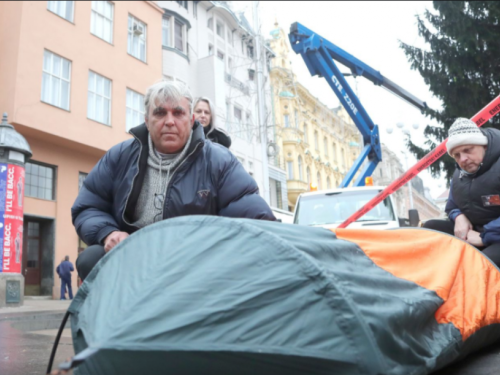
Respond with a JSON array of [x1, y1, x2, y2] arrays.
[[424, 219, 500, 268], [61, 278, 73, 300], [76, 245, 106, 281]]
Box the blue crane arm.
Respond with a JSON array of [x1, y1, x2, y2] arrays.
[[288, 22, 427, 187]]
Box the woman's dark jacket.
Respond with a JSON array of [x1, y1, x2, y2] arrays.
[[446, 128, 500, 245], [205, 126, 232, 149], [71, 121, 275, 246]]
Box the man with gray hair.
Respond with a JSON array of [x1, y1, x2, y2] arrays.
[[72, 81, 275, 280]]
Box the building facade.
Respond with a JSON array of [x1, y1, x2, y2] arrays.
[[0, 1, 164, 297], [154, 1, 287, 212], [372, 144, 442, 221], [268, 23, 362, 211]]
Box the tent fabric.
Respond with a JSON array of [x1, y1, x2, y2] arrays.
[[68, 216, 500, 375]]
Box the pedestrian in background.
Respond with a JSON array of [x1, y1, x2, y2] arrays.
[[56, 256, 74, 300]]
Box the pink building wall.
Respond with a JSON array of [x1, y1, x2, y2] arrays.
[[0, 1, 164, 298]]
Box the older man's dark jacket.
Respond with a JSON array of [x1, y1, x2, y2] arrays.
[[446, 128, 500, 245], [72, 122, 275, 246]]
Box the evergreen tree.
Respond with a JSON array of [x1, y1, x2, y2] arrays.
[[400, 1, 500, 181]]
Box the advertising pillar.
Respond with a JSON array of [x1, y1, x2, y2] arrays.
[[0, 113, 32, 308]]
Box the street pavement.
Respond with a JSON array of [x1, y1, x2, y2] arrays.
[[0, 298, 73, 375], [0, 298, 499, 374]]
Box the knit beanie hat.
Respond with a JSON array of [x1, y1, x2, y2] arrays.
[[446, 118, 488, 155]]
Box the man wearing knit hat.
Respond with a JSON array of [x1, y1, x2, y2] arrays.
[[424, 118, 500, 267], [72, 81, 276, 281]]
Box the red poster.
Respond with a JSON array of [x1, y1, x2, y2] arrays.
[[0, 164, 25, 273]]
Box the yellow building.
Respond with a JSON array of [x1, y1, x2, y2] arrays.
[[268, 23, 361, 211]]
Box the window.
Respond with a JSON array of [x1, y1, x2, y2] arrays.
[[294, 110, 299, 128], [332, 143, 337, 161], [287, 161, 294, 180], [314, 131, 319, 150], [25, 162, 55, 200], [227, 30, 233, 45], [226, 102, 231, 130], [47, 1, 74, 22], [228, 57, 233, 70], [284, 114, 290, 128], [207, 17, 213, 30], [91, 1, 113, 43], [248, 69, 255, 81], [176, 1, 188, 9], [341, 148, 346, 167], [317, 172, 322, 190], [126, 88, 145, 132], [246, 113, 252, 141], [216, 21, 224, 38], [78, 172, 88, 191], [298, 156, 303, 181], [303, 124, 308, 143], [306, 167, 311, 185], [162, 17, 171, 47], [327, 177, 331, 189], [128, 15, 147, 62], [217, 50, 224, 61], [269, 178, 283, 209], [234, 107, 242, 137], [88, 71, 111, 125], [324, 137, 328, 156], [41, 50, 71, 111], [247, 45, 254, 58], [241, 37, 244, 53], [208, 44, 213, 56], [174, 20, 184, 52]]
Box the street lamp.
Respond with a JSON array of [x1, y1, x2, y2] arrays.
[[386, 123, 419, 210], [0, 113, 32, 308]]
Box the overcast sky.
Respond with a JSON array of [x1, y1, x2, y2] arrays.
[[235, 1, 450, 198]]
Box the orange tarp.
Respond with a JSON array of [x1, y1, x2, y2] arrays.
[[335, 229, 500, 340]]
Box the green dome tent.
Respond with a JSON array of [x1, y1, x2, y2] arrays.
[[63, 216, 500, 375]]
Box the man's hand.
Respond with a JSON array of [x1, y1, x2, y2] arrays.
[[104, 231, 129, 253], [466, 230, 484, 247], [454, 214, 472, 240]]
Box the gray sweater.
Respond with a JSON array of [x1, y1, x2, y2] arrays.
[[132, 131, 193, 228]]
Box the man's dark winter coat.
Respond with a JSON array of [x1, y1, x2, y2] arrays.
[[446, 128, 500, 245], [56, 260, 74, 281], [72, 122, 275, 246]]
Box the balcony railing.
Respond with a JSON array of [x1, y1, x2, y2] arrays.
[[269, 156, 287, 170], [225, 73, 250, 95], [282, 127, 304, 144]]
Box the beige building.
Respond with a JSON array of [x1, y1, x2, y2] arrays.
[[372, 144, 442, 221], [0, 1, 163, 297], [268, 23, 361, 211]]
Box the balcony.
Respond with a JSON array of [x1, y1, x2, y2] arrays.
[[282, 127, 304, 145], [269, 156, 286, 170], [225, 73, 249, 95], [286, 179, 309, 206]]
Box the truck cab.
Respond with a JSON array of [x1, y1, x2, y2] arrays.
[[293, 186, 401, 230]]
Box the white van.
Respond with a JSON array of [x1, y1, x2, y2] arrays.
[[293, 186, 414, 230]]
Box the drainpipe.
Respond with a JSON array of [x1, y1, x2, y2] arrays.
[[253, 1, 270, 204]]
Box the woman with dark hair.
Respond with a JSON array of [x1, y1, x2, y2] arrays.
[[193, 97, 231, 149]]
